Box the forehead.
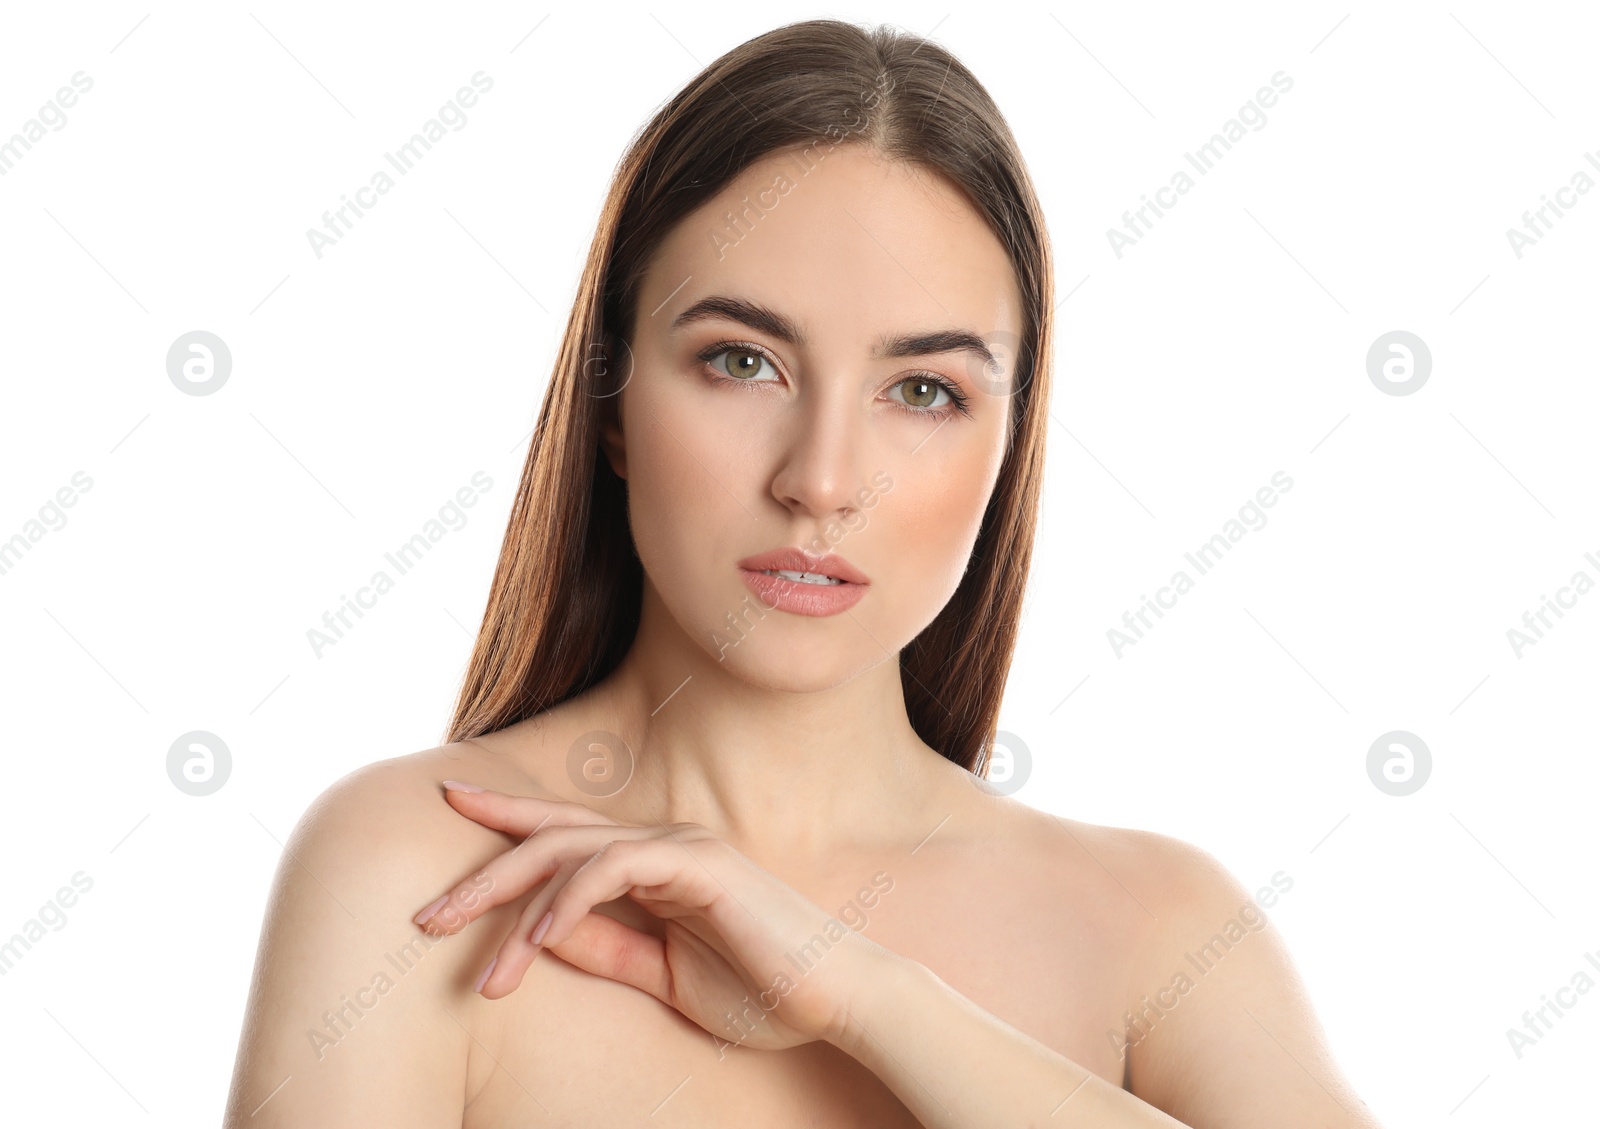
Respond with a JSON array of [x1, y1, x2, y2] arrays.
[[639, 144, 1022, 347]]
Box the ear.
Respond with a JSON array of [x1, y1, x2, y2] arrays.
[[596, 342, 627, 481]]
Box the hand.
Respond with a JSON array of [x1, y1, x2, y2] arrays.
[[413, 783, 887, 1052]]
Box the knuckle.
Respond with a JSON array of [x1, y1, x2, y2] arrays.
[[577, 835, 635, 874]]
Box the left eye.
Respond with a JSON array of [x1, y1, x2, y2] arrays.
[[709, 348, 778, 381], [889, 377, 950, 410]]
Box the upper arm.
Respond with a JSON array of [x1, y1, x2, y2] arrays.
[[1120, 833, 1383, 1129], [222, 759, 505, 1128]]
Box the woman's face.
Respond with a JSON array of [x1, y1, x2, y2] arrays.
[[602, 142, 1025, 692]]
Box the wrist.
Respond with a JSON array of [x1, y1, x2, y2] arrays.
[[824, 936, 927, 1057]]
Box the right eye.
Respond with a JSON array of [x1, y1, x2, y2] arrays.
[[698, 342, 782, 383]]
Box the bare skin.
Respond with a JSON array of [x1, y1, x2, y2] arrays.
[[222, 143, 1380, 1127]]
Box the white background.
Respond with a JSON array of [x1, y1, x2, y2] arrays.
[[1, 1, 1595, 1124]]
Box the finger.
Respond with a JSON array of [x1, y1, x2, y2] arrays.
[[547, 912, 669, 1000], [417, 823, 659, 935], [483, 910, 670, 1003], [440, 786, 622, 838], [476, 858, 582, 999], [540, 838, 721, 958]]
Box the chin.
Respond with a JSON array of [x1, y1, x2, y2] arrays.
[[710, 635, 887, 694]]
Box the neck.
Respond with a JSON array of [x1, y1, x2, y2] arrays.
[[583, 584, 956, 867]]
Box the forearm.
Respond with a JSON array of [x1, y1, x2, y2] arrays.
[[828, 949, 1189, 1129]]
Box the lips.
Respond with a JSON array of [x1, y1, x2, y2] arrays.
[[735, 547, 869, 585], [735, 547, 869, 618]]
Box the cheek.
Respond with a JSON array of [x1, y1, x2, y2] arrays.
[[623, 411, 696, 565], [878, 468, 993, 601], [855, 430, 1004, 643], [619, 379, 750, 583]]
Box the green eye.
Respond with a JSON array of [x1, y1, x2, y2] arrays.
[[893, 377, 948, 410], [695, 339, 973, 420], [715, 348, 773, 380]]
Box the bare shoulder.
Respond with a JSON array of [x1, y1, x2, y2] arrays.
[[960, 799, 1380, 1123], [296, 739, 558, 846], [979, 800, 1284, 934], [221, 742, 542, 1128], [1026, 817, 1383, 1128], [967, 792, 1221, 912], [266, 742, 550, 933], [1038, 814, 1265, 912]]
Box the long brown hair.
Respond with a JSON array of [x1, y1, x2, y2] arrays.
[[444, 18, 1054, 777]]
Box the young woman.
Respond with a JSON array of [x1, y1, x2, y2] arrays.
[[224, 19, 1383, 1128]]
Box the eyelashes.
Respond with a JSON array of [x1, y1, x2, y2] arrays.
[[693, 338, 974, 420]]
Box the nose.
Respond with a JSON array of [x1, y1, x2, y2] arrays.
[[767, 383, 869, 520]]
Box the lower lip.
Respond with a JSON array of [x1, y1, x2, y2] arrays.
[[738, 568, 867, 617]]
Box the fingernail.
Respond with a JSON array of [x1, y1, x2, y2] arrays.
[[473, 956, 497, 994], [531, 910, 554, 946], [442, 779, 485, 793], [413, 895, 449, 924]]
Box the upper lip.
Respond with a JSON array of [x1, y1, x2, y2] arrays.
[[738, 546, 869, 585]]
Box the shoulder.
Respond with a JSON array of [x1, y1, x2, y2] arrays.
[[1048, 817, 1277, 916], [291, 743, 522, 862], [1042, 821, 1381, 1127], [980, 798, 1280, 929], [976, 795, 1236, 916], [1012, 810, 1291, 994], [976, 804, 1381, 1123], [222, 743, 538, 1127], [273, 744, 541, 927]]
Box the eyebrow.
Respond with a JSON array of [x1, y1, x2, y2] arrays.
[[668, 294, 999, 371]]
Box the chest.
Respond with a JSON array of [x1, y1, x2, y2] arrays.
[[462, 859, 1135, 1127]]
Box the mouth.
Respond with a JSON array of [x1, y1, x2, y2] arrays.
[[754, 568, 846, 586], [735, 547, 869, 585], [734, 547, 869, 617]]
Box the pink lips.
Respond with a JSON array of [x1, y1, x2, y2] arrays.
[[735, 547, 869, 584], [736, 546, 869, 617]]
